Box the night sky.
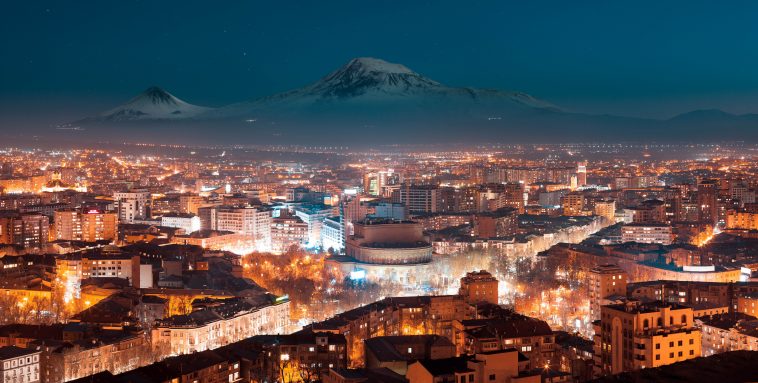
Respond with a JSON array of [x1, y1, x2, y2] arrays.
[[2, 0, 758, 125]]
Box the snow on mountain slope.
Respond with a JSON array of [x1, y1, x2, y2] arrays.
[[92, 87, 211, 121], [207, 57, 559, 118]]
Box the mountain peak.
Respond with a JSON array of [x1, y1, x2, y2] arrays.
[[307, 57, 440, 98], [137, 86, 179, 106], [85, 87, 211, 122], [344, 57, 416, 75]]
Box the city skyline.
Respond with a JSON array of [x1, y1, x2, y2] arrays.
[[2, 2, 758, 383]]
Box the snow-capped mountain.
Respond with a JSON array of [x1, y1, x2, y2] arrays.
[[210, 57, 559, 118], [88, 87, 211, 121], [70, 58, 758, 143]]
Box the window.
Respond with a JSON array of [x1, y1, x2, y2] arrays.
[[655, 343, 660, 350], [678, 351, 683, 357], [489, 374, 496, 381], [677, 340, 682, 346], [655, 354, 660, 360], [669, 353, 674, 358], [669, 342, 674, 347], [644, 319, 650, 329], [407, 347, 413, 354], [689, 339, 694, 345], [689, 350, 694, 356], [681, 314, 687, 325]]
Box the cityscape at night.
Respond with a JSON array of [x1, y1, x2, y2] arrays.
[[2, 1, 758, 383]]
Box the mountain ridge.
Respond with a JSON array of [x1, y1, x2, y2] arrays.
[[71, 57, 758, 143]]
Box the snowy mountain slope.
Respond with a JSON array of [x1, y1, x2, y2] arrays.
[[205, 57, 560, 118], [68, 58, 758, 143], [86, 87, 212, 121]]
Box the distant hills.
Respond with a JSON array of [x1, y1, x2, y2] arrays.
[[72, 57, 758, 144]]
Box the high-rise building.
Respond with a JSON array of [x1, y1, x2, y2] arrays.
[[271, 212, 309, 253], [363, 170, 394, 196], [215, 205, 272, 251], [55, 208, 118, 242], [321, 216, 344, 253], [593, 301, 701, 375], [392, 184, 441, 214], [294, 204, 334, 248], [0, 211, 49, 249], [561, 192, 585, 216], [577, 161, 588, 186], [594, 200, 616, 223], [53, 209, 81, 241], [503, 182, 526, 213], [472, 207, 518, 238], [588, 264, 628, 321], [113, 189, 152, 223], [697, 179, 719, 226]]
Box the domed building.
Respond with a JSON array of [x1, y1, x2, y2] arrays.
[[345, 218, 432, 265]]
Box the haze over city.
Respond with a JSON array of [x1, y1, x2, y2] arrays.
[[1, 2, 758, 383]]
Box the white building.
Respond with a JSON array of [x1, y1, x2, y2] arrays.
[[698, 314, 758, 356], [0, 346, 41, 383], [215, 205, 272, 252], [152, 297, 290, 357], [270, 215, 308, 254], [621, 223, 673, 245], [294, 204, 334, 248], [113, 189, 152, 223], [321, 216, 344, 253], [161, 214, 201, 234], [56, 249, 153, 289]]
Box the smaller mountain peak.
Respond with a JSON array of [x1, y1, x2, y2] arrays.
[[137, 86, 177, 105]]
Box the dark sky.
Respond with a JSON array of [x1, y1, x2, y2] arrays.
[[2, 0, 758, 124]]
